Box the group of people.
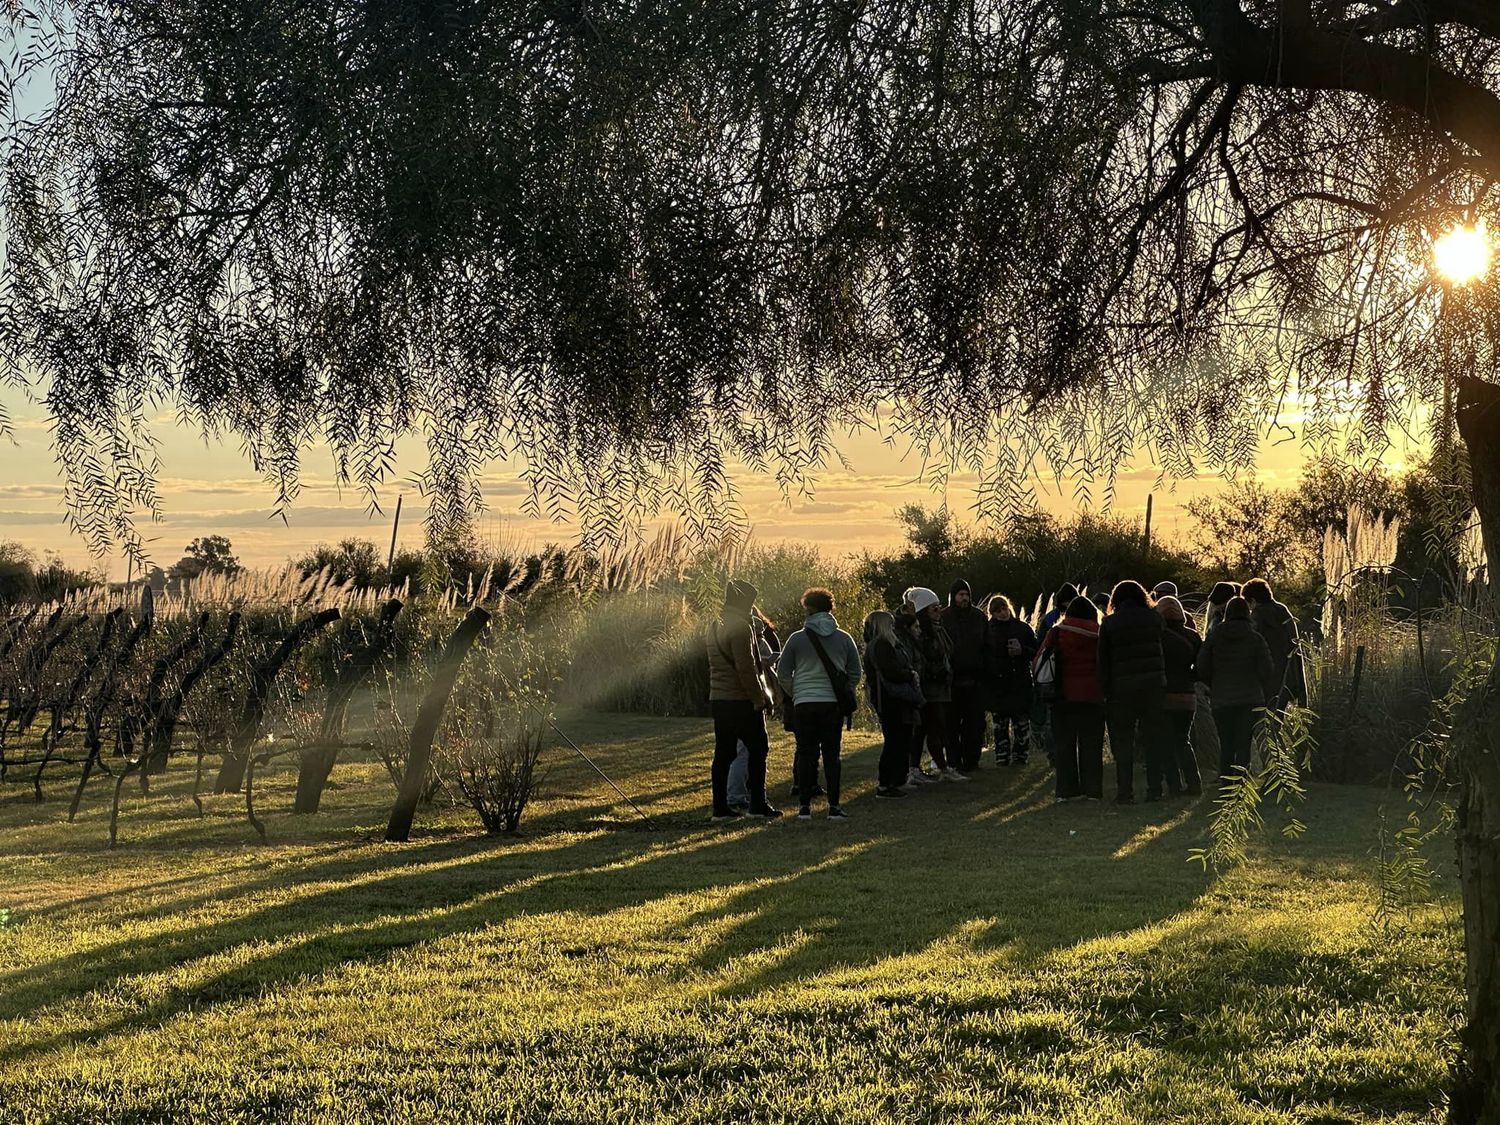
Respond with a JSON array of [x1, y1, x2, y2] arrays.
[[704, 575, 1303, 821]]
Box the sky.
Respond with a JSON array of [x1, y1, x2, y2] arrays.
[[0, 396, 1408, 579]]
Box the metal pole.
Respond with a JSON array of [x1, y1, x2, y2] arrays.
[[387, 494, 403, 576], [540, 710, 658, 830]]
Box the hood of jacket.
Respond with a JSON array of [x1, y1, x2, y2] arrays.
[[805, 611, 838, 637], [1252, 600, 1293, 627]]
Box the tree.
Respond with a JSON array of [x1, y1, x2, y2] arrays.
[[295, 538, 384, 589], [1186, 481, 1313, 586], [168, 536, 241, 583], [7, 3, 1500, 1114]]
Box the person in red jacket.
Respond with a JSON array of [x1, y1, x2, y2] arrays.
[[1034, 595, 1106, 801]]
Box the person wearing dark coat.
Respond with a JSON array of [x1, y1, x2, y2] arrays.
[[1038, 583, 1079, 640], [903, 588, 969, 783], [1097, 580, 1166, 803], [1204, 581, 1239, 636], [863, 610, 920, 800], [1152, 596, 1204, 798], [1243, 578, 1305, 709], [941, 578, 992, 772], [984, 595, 1038, 765], [704, 579, 778, 821], [1196, 597, 1278, 781], [1035, 596, 1106, 800]]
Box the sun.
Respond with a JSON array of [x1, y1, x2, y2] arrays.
[[1433, 222, 1492, 286]]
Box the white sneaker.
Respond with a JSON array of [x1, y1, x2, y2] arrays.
[[903, 770, 924, 790], [941, 768, 970, 782]]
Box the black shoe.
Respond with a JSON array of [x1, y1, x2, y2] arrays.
[[828, 806, 849, 820], [746, 805, 782, 819], [796, 805, 812, 820], [710, 810, 743, 823], [875, 787, 909, 800]]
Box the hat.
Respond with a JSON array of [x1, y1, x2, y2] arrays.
[[1155, 595, 1186, 623], [904, 587, 941, 614], [723, 579, 758, 610], [949, 578, 972, 599], [1152, 581, 1178, 599]]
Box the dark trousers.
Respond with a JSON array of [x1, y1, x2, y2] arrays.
[[877, 708, 914, 789], [1107, 698, 1161, 800], [914, 700, 952, 770], [711, 700, 769, 814], [1053, 701, 1105, 799], [794, 702, 844, 808], [950, 681, 987, 770], [1149, 708, 1200, 795], [1213, 706, 1262, 781]]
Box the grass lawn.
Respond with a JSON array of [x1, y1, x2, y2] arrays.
[[0, 713, 1463, 1123]]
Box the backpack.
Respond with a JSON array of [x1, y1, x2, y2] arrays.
[[1035, 628, 1061, 702]]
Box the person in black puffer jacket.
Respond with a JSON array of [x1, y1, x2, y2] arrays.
[[863, 610, 921, 800], [1197, 596, 1277, 782], [984, 595, 1038, 765], [941, 578, 992, 772], [1097, 580, 1166, 803], [1152, 596, 1203, 798], [1243, 578, 1306, 710]]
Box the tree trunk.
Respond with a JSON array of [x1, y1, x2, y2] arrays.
[[1449, 377, 1500, 1125], [385, 607, 490, 843]]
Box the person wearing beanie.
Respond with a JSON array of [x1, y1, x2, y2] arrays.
[[1038, 583, 1080, 638], [1151, 581, 1178, 601], [777, 588, 863, 820], [1096, 580, 1165, 804], [985, 595, 1038, 765], [1034, 595, 1106, 800], [942, 577, 992, 772], [902, 587, 968, 783], [705, 579, 780, 822], [1196, 596, 1277, 781], [1152, 596, 1203, 798]]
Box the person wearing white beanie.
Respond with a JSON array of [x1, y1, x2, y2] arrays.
[[900, 587, 968, 783]]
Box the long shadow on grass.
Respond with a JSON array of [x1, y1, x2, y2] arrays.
[[0, 766, 1217, 1065]]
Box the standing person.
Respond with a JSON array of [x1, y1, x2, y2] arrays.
[[1035, 596, 1106, 801], [727, 612, 781, 812], [903, 587, 969, 782], [985, 595, 1038, 765], [942, 579, 991, 771], [1153, 596, 1204, 798], [1204, 581, 1239, 636], [1097, 580, 1166, 804], [863, 610, 921, 800], [1196, 597, 1277, 781], [1243, 578, 1305, 708], [705, 580, 780, 822], [777, 588, 863, 820], [1151, 581, 1178, 602]]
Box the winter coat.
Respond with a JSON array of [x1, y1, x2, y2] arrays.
[[776, 612, 863, 706], [941, 603, 991, 686], [1251, 599, 1304, 703], [867, 632, 922, 723], [706, 615, 766, 704], [985, 617, 1038, 716], [1196, 619, 1277, 708], [1097, 604, 1167, 703], [912, 619, 955, 704], [1036, 617, 1105, 705], [1161, 622, 1203, 711]]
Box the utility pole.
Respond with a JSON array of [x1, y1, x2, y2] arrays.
[[387, 494, 403, 576], [1142, 493, 1154, 555]]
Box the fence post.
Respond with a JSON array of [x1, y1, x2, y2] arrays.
[[385, 606, 490, 843]]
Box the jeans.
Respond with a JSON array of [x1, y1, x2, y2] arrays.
[[1213, 706, 1262, 781], [726, 741, 751, 807], [950, 681, 988, 770], [1107, 698, 1162, 800], [914, 700, 951, 771], [794, 701, 845, 808], [877, 708, 914, 790], [711, 700, 769, 814], [1150, 708, 1200, 795], [1053, 702, 1105, 799]]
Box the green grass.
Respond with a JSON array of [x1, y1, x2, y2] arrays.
[[0, 714, 1463, 1123]]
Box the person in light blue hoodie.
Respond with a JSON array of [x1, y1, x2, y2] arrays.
[[776, 588, 862, 821]]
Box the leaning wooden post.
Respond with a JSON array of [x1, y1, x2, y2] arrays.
[[385, 606, 490, 843], [1142, 492, 1154, 556]]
